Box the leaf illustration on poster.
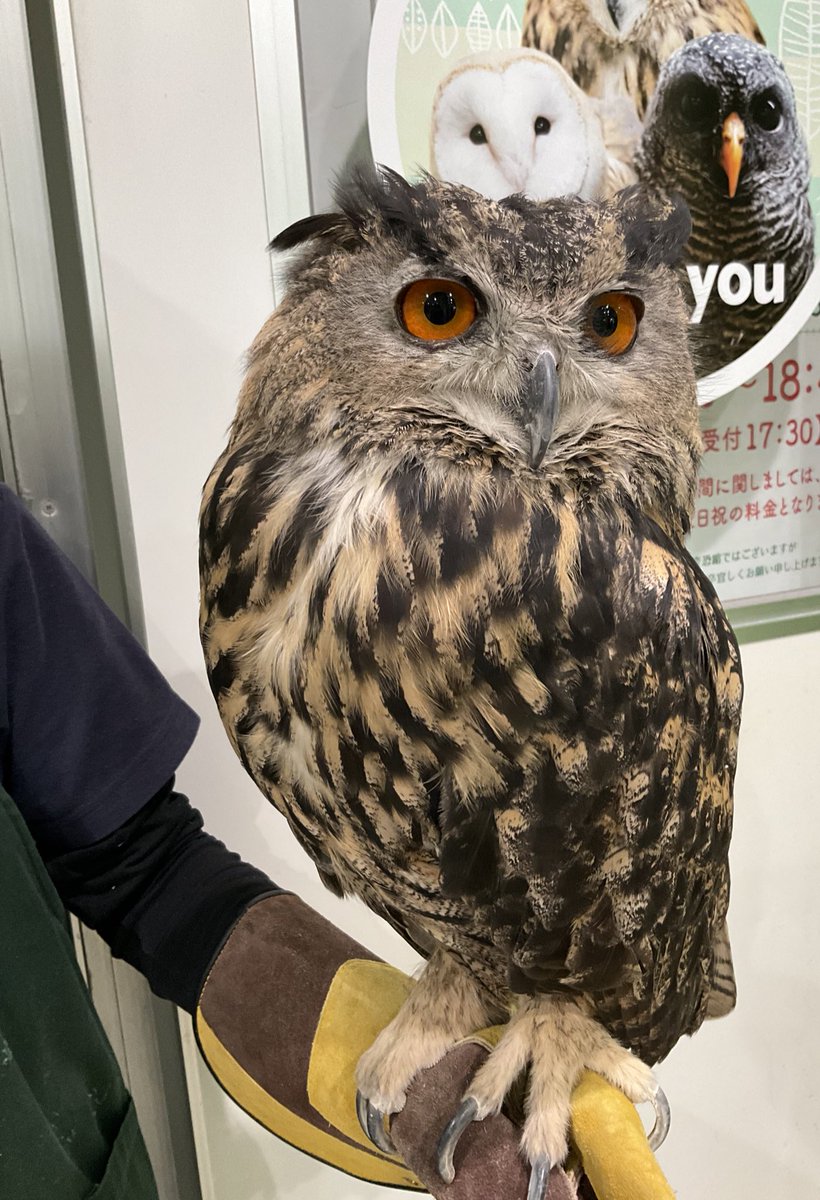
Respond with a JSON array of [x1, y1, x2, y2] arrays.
[[496, 4, 522, 46], [779, 0, 820, 161], [466, 3, 492, 52], [368, 0, 820, 403], [402, 0, 428, 53], [431, 1, 459, 56]]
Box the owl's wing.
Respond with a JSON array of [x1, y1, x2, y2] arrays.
[[432, 494, 741, 1062]]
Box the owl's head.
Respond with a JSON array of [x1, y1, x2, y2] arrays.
[[249, 168, 697, 523], [640, 33, 807, 204], [429, 50, 608, 202]]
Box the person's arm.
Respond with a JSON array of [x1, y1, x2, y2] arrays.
[[47, 778, 548, 1195], [0, 487, 416, 1186], [45, 778, 278, 1011], [0, 485, 198, 851]]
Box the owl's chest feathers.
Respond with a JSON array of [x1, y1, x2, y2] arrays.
[[686, 186, 813, 348], [228, 454, 553, 830], [231, 449, 693, 827], [582, 2, 689, 55], [210, 439, 737, 972]]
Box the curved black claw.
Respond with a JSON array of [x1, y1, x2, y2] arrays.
[[436, 1096, 480, 1184], [647, 1082, 671, 1151], [355, 1089, 396, 1155], [527, 1156, 553, 1200]]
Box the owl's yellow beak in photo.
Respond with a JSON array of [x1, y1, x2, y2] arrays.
[[720, 112, 746, 200]]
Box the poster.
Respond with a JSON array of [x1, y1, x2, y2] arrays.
[[368, 0, 820, 400], [688, 318, 820, 606]]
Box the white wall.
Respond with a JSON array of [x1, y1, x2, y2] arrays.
[[69, 3, 820, 1198], [659, 633, 820, 1197]]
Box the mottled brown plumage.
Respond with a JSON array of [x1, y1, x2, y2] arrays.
[[522, 0, 764, 119], [200, 169, 742, 1186]]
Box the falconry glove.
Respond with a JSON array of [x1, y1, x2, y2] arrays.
[[196, 892, 675, 1200]]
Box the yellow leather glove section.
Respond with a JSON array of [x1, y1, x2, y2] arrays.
[[200, 953, 674, 1199], [307, 959, 417, 1167], [196, 958, 421, 1190], [571, 1071, 675, 1200]]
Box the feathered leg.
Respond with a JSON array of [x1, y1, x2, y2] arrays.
[[356, 946, 492, 1152]]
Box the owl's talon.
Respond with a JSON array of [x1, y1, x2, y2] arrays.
[[436, 1096, 480, 1183], [527, 1155, 553, 1200], [646, 1080, 671, 1150], [355, 1090, 397, 1155], [355, 1089, 369, 1141]]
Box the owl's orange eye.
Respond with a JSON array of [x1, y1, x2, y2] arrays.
[[399, 279, 478, 342], [584, 292, 644, 356]]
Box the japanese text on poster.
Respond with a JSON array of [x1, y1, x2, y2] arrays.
[[688, 320, 820, 604]]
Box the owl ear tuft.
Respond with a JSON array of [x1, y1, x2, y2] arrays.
[[617, 186, 692, 269], [269, 212, 359, 253]]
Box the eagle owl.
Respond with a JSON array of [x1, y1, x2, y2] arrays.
[[200, 170, 742, 1197], [521, 0, 764, 119]]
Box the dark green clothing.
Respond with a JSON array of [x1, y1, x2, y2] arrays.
[[0, 785, 158, 1199]]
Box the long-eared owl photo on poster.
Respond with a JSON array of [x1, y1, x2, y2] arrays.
[[368, 0, 820, 398]]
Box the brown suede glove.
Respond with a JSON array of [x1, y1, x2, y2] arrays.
[[195, 893, 673, 1200]]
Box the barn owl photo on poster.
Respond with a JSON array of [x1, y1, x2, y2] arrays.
[[368, 0, 820, 399]]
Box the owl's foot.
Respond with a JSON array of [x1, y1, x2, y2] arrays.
[[436, 994, 669, 1199], [355, 948, 491, 1155]]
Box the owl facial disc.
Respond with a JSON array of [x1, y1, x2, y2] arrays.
[[522, 349, 560, 468]]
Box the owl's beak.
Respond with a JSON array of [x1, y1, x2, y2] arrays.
[[522, 350, 559, 469], [719, 113, 746, 200]]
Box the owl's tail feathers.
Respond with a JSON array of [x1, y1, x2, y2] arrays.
[[705, 922, 737, 1020]]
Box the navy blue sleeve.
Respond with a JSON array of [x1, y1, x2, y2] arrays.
[[47, 780, 281, 1012], [0, 484, 199, 853]]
